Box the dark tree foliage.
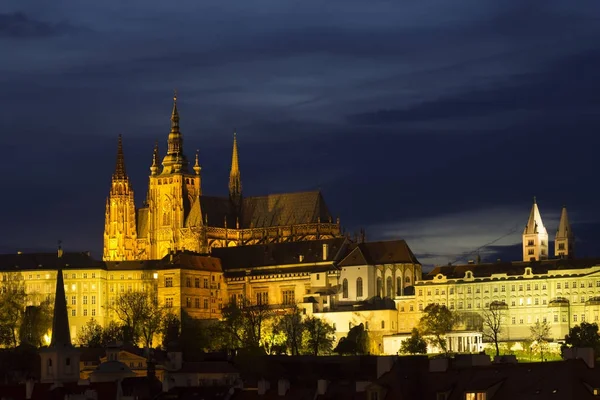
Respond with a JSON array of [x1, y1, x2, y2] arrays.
[[334, 323, 369, 355], [303, 316, 335, 356], [419, 304, 456, 355], [561, 322, 600, 357], [161, 313, 181, 348], [277, 306, 304, 355], [19, 300, 53, 348], [399, 328, 427, 355], [76, 318, 104, 347]]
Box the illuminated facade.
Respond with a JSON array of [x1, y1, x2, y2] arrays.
[[103, 93, 341, 262], [522, 197, 549, 262]]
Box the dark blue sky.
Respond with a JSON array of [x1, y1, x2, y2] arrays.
[[1, 1, 600, 266]]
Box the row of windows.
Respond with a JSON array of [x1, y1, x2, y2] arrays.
[[184, 297, 212, 309], [156, 177, 196, 185], [419, 280, 600, 297], [341, 276, 411, 299], [166, 275, 219, 288], [65, 283, 98, 292], [70, 295, 96, 305], [70, 308, 96, 317]]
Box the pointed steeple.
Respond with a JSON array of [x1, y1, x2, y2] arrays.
[[193, 149, 201, 175], [50, 259, 72, 348], [523, 196, 547, 235], [229, 130, 242, 208], [555, 205, 574, 258], [150, 141, 160, 176], [162, 90, 188, 173], [113, 134, 127, 180], [522, 196, 549, 262]]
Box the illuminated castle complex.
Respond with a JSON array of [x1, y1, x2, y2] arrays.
[[103, 94, 341, 261]]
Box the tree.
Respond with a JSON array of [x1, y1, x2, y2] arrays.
[[303, 316, 335, 356], [529, 320, 551, 361], [101, 321, 125, 346], [334, 323, 369, 355], [0, 273, 27, 347], [19, 299, 53, 348], [277, 306, 304, 355], [480, 302, 506, 358], [77, 318, 104, 347], [160, 313, 181, 348], [112, 290, 163, 347], [399, 328, 427, 355], [219, 297, 273, 351], [419, 304, 456, 355], [561, 322, 600, 357]]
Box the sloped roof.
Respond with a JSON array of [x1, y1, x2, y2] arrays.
[[556, 206, 573, 239], [185, 197, 203, 227], [425, 257, 600, 280], [211, 238, 347, 270], [199, 191, 333, 229], [159, 252, 222, 272], [338, 240, 420, 267], [524, 199, 547, 235], [0, 252, 101, 271]]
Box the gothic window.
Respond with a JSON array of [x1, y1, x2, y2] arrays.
[[162, 212, 171, 226], [377, 277, 383, 298], [356, 278, 363, 297], [405, 276, 411, 283], [386, 277, 393, 298], [342, 279, 348, 299], [396, 277, 402, 296]]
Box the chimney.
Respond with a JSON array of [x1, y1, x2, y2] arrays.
[[278, 379, 290, 396], [563, 347, 595, 368], [322, 243, 329, 260], [25, 378, 34, 399], [257, 378, 270, 395], [317, 379, 328, 395]]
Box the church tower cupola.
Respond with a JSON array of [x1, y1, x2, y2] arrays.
[[229, 130, 242, 210], [555, 205, 574, 259], [162, 91, 188, 174], [522, 196, 549, 262], [150, 141, 160, 176]]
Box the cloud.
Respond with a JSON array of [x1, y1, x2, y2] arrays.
[[369, 206, 563, 267], [0, 12, 81, 38]]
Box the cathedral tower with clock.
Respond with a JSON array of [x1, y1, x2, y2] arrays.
[[103, 93, 341, 261]]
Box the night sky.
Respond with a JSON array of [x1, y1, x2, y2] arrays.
[[2, 1, 600, 267]]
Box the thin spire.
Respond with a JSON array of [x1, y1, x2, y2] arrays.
[[556, 205, 572, 239], [150, 141, 160, 175], [229, 129, 242, 203], [523, 196, 547, 235], [163, 90, 188, 173], [193, 149, 201, 175], [171, 89, 179, 130], [113, 134, 127, 180], [50, 267, 72, 348]]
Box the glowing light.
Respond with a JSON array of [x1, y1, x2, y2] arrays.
[[43, 333, 51, 346], [153, 273, 158, 279]]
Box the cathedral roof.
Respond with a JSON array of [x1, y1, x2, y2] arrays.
[[337, 240, 421, 267], [212, 238, 347, 271], [199, 191, 333, 229]]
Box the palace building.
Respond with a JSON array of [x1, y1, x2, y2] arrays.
[[103, 93, 341, 261]]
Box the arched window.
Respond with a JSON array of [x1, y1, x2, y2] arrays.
[[405, 276, 411, 283], [377, 277, 383, 298], [356, 277, 363, 297], [396, 277, 402, 296], [342, 279, 348, 299], [386, 277, 393, 298], [162, 212, 171, 226]]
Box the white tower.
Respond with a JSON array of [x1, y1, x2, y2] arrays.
[[522, 197, 548, 262], [555, 205, 574, 259]]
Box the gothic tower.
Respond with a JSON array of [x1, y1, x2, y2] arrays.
[[103, 135, 138, 261], [522, 197, 548, 262], [145, 92, 203, 259], [40, 248, 81, 383], [555, 205, 574, 259], [229, 130, 242, 213]]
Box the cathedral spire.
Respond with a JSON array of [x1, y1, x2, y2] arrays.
[[193, 149, 201, 175], [555, 205, 574, 258], [162, 90, 188, 173], [229, 129, 242, 208], [523, 196, 547, 235], [113, 134, 127, 180], [150, 141, 160, 176], [50, 266, 72, 348]]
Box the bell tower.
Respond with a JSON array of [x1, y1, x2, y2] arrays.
[[555, 205, 574, 259], [103, 135, 138, 261], [522, 197, 548, 262]]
